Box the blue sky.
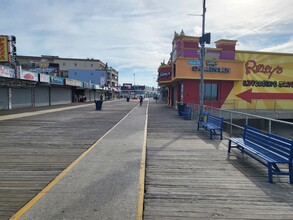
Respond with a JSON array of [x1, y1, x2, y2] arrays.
[[1, 0, 293, 87]]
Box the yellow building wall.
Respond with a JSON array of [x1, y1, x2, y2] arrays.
[[223, 51, 293, 110]]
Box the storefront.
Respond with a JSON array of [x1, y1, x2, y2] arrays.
[[0, 65, 104, 109], [158, 31, 293, 111]]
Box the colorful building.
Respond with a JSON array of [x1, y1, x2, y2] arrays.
[[157, 31, 293, 114]]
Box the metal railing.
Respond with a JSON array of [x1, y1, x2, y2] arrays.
[[187, 103, 293, 139], [201, 99, 293, 111]]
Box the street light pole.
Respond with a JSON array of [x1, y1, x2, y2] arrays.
[[133, 73, 135, 86], [133, 73, 136, 98], [199, 0, 206, 115]]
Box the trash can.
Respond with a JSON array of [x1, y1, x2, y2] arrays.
[[177, 102, 186, 116], [199, 111, 207, 122], [95, 100, 103, 110], [126, 97, 130, 102]]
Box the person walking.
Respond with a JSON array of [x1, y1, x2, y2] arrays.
[[139, 95, 143, 106]]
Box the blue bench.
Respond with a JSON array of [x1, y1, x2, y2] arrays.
[[228, 125, 293, 184], [197, 114, 224, 140], [180, 107, 192, 120]]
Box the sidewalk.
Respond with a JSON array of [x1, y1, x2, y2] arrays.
[[144, 101, 293, 219], [16, 103, 147, 220]]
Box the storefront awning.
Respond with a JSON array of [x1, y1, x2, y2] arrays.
[[112, 88, 119, 92]]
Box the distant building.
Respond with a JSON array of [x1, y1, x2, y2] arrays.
[[17, 55, 118, 88], [120, 83, 157, 98], [68, 69, 108, 85], [17, 55, 120, 99]]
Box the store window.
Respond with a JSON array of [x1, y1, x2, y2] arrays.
[[204, 83, 218, 100]]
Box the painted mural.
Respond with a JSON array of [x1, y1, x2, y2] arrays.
[[223, 51, 293, 110]]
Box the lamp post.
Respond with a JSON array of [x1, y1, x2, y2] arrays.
[[133, 73, 135, 86], [133, 73, 136, 98], [199, 0, 206, 115]]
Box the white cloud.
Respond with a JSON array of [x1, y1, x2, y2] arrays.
[[260, 40, 293, 53], [2, 0, 293, 87]]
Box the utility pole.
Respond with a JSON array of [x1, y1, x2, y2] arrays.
[[199, 0, 206, 115]]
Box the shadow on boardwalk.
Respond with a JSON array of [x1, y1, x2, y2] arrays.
[[144, 101, 293, 220]]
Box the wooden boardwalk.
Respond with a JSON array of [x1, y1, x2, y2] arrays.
[[144, 103, 293, 219], [0, 101, 138, 220]]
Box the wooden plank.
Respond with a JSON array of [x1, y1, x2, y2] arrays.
[[0, 102, 138, 220], [144, 103, 293, 219]]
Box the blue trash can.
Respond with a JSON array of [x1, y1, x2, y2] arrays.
[[95, 100, 103, 110], [177, 102, 186, 116]]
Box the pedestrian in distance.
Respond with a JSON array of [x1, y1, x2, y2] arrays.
[[139, 95, 143, 106]]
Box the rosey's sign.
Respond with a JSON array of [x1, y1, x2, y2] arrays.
[[245, 60, 283, 79]]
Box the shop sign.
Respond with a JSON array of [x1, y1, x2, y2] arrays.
[[243, 80, 293, 88], [206, 61, 218, 66], [187, 60, 201, 66], [158, 72, 171, 78], [5, 80, 36, 88], [34, 67, 58, 74], [83, 81, 92, 89], [39, 73, 50, 83], [245, 60, 283, 79], [39, 59, 49, 69], [192, 66, 230, 73], [65, 78, 83, 87], [50, 76, 64, 85], [0, 65, 15, 78], [0, 36, 9, 62], [20, 70, 38, 81], [192, 61, 230, 73], [121, 83, 133, 90]]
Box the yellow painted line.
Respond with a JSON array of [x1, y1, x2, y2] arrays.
[[136, 100, 148, 220], [10, 105, 139, 220]]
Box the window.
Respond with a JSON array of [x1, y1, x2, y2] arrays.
[[91, 64, 93, 67], [204, 83, 218, 100], [63, 63, 66, 66], [74, 63, 77, 66]]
